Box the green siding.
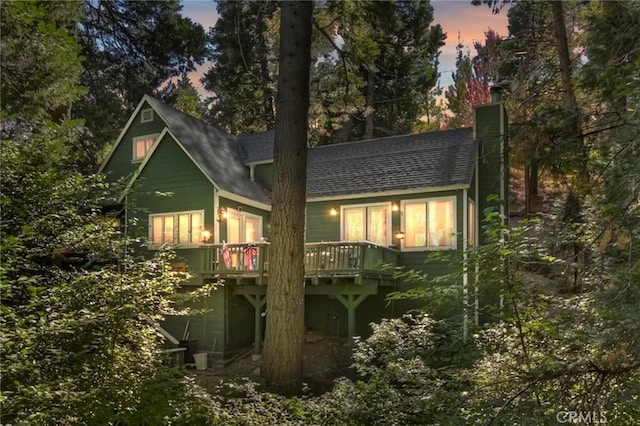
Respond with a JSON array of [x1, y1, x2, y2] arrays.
[[475, 103, 508, 244], [101, 101, 166, 182], [226, 289, 259, 352], [253, 163, 274, 190], [305, 291, 394, 339], [306, 190, 463, 251], [162, 285, 226, 355], [306, 191, 466, 317], [128, 133, 215, 278], [306, 200, 342, 242]]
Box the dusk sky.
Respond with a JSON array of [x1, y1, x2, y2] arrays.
[[180, 0, 509, 95]]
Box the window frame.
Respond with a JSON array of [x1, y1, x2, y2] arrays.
[[400, 196, 457, 252], [140, 108, 154, 123], [132, 133, 159, 162], [468, 199, 476, 247], [148, 210, 205, 248], [225, 209, 263, 243], [340, 202, 392, 246]]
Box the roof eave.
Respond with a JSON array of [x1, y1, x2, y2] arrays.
[[306, 184, 470, 202]]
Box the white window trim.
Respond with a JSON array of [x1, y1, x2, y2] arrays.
[[225, 209, 263, 243], [132, 133, 159, 162], [468, 198, 476, 247], [339, 202, 392, 246], [400, 196, 457, 252], [140, 108, 154, 123], [148, 210, 205, 249]]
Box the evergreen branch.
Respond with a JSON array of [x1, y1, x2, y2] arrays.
[[312, 18, 350, 95]]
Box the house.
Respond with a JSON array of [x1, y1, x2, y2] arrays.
[[99, 94, 508, 359]]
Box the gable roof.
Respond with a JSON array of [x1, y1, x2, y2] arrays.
[[103, 96, 477, 205], [236, 128, 476, 198], [136, 96, 271, 205], [307, 129, 476, 198]]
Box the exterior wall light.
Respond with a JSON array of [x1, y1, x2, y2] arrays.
[[392, 203, 400, 212], [202, 230, 211, 243], [329, 207, 338, 216], [395, 230, 406, 240], [217, 207, 228, 221]]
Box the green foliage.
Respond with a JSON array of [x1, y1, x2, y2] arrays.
[[162, 77, 204, 119], [0, 1, 85, 128], [202, 0, 278, 134], [203, 0, 445, 144], [314, 315, 473, 425], [580, 1, 640, 110], [0, 114, 213, 424], [460, 211, 640, 424], [337, 0, 445, 140], [445, 31, 500, 128], [76, 0, 209, 169]]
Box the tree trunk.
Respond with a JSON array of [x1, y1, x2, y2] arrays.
[[551, 1, 577, 110], [551, 0, 588, 186], [261, 1, 312, 395], [524, 162, 531, 217]]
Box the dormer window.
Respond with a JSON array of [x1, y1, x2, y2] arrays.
[[133, 133, 159, 161], [140, 108, 154, 123]]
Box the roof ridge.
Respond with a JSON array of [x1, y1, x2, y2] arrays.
[[310, 127, 473, 150], [144, 95, 235, 139]]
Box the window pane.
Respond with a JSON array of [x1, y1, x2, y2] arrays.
[[136, 140, 147, 159], [428, 200, 453, 247], [164, 216, 174, 244], [245, 218, 258, 242], [178, 214, 190, 244], [227, 215, 240, 243], [344, 208, 365, 241], [405, 203, 426, 247], [368, 206, 387, 245], [191, 213, 202, 243], [145, 138, 154, 152], [152, 216, 163, 244]]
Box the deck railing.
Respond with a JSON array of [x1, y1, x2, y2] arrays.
[[200, 242, 269, 275], [198, 241, 398, 283]]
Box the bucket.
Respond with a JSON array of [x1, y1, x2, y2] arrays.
[[193, 352, 208, 370]]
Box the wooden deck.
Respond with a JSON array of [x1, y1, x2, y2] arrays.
[[196, 241, 399, 350], [198, 241, 399, 285]]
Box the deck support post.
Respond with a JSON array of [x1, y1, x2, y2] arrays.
[[336, 293, 368, 343], [244, 294, 266, 355]]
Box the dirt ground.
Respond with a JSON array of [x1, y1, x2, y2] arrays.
[[194, 330, 353, 394]]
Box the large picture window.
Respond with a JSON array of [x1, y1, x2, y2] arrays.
[[133, 133, 159, 161], [403, 197, 456, 250], [150, 210, 203, 246], [341, 203, 390, 246]]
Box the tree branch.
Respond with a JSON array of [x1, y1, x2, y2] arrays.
[[312, 18, 350, 95]]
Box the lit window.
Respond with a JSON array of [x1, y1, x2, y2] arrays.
[[226, 210, 262, 243], [341, 204, 390, 246], [141, 108, 154, 123], [133, 133, 159, 161], [149, 211, 204, 246], [403, 198, 455, 249]]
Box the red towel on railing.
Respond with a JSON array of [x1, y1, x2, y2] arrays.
[[222, 241, 232, 268]]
